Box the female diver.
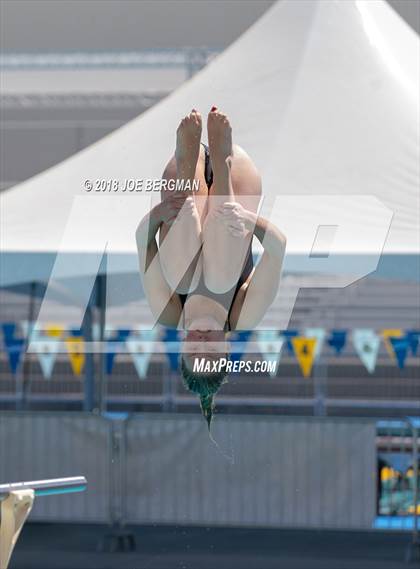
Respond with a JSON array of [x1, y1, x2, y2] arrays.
[[136, 108, 286, 428]]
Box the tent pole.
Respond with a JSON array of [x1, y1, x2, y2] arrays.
[[97, 272, 107, 414], [16, 281, 37, 411], [82, 295, 94, 412]]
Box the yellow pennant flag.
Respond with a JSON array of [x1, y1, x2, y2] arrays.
[[291, 337, 317, 378], [381, 329, 403, 361], [65, 336, 85, 376], [45, 323, 65, 338]]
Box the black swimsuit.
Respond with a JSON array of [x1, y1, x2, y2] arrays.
[[203, 142, 214, 189], [178, 143, 254, 331]]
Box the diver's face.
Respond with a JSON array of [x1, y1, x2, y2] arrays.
[[183, 330, 228, 354], [183, 315, 230, 368], [182, 330, 229, 369]]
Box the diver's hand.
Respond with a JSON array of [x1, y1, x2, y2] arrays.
[[214, 201, 253, 238], [154, 195, 195, 226]]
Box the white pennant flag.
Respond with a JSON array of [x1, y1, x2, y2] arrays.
[[27, 327, 60, 379], [126, 327, 160, 379], [20, 320, 35, 339], [257, 331, 284, 377], [126, 339, 153, 380], [131, 327, 161, 350], [21, 323, 61, 378], [304, 328, 326, 361], [35, 338, 60, 379], [352, 329, 380, 374], [130, 326, 160, 340]]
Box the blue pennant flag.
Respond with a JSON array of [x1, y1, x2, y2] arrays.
[[105, 329, 131, 374], [406, 330, 419, 356], [229, 330, 252, 363], [162, 328, 181, 371], [1, 323, 25, 374], [389, 337, 410, 369], [69, 327, 83, 337], [281, 330, 299, 354], [327, 330, 347, 355]]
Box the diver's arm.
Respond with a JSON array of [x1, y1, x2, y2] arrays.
[[135, 205, 182, 327], [231, 212, 286, 330], [246, 211, 286, 262]]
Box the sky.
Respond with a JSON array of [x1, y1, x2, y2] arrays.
[[0, 0, 418, 53]]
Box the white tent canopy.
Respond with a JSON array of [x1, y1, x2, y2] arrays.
[[1, 0, 419, 288]]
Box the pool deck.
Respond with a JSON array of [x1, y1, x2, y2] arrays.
[[10, 524, 419, 569]]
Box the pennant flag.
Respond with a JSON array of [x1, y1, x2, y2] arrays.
[[256, 330, 284, 377], [126, 339, 153, 379], [1, 323, 25, 374], [33, 336, 60, 379], [105, 329, 131, 374], [65, 334, 85, 376], [406, 330, 420, 356], [281, 330, 299, 355], [229, 330, 252, 363], [256, 330, 282, 354], [304, 328, 325, 360], [389, 337, 410, 369], [20, 320, 35, 339], [44, 324, 65, 338], [327, 330, 347, 355], [130, 327, 160, 342], [24, 326, 60, 379], [291, 337, 317, 378], [2, 323, 18, 341], [69, 327, 83, 337], [352, 329, 380, 373], [162, 328, 181, 371], [381, 329, 403, 361]]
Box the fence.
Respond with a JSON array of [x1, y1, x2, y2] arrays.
[[0, 412, 396, 531], [0, 413, 112, 523], [124, 414, 377, 529], [1, 413, 418, 536]]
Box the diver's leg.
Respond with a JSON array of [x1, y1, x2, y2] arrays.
[[203, 110, 261, 292], [158, 112, 207, 293]]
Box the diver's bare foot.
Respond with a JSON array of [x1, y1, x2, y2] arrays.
[[207, 107, 233, 172], [175, 110, 202, 179]]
